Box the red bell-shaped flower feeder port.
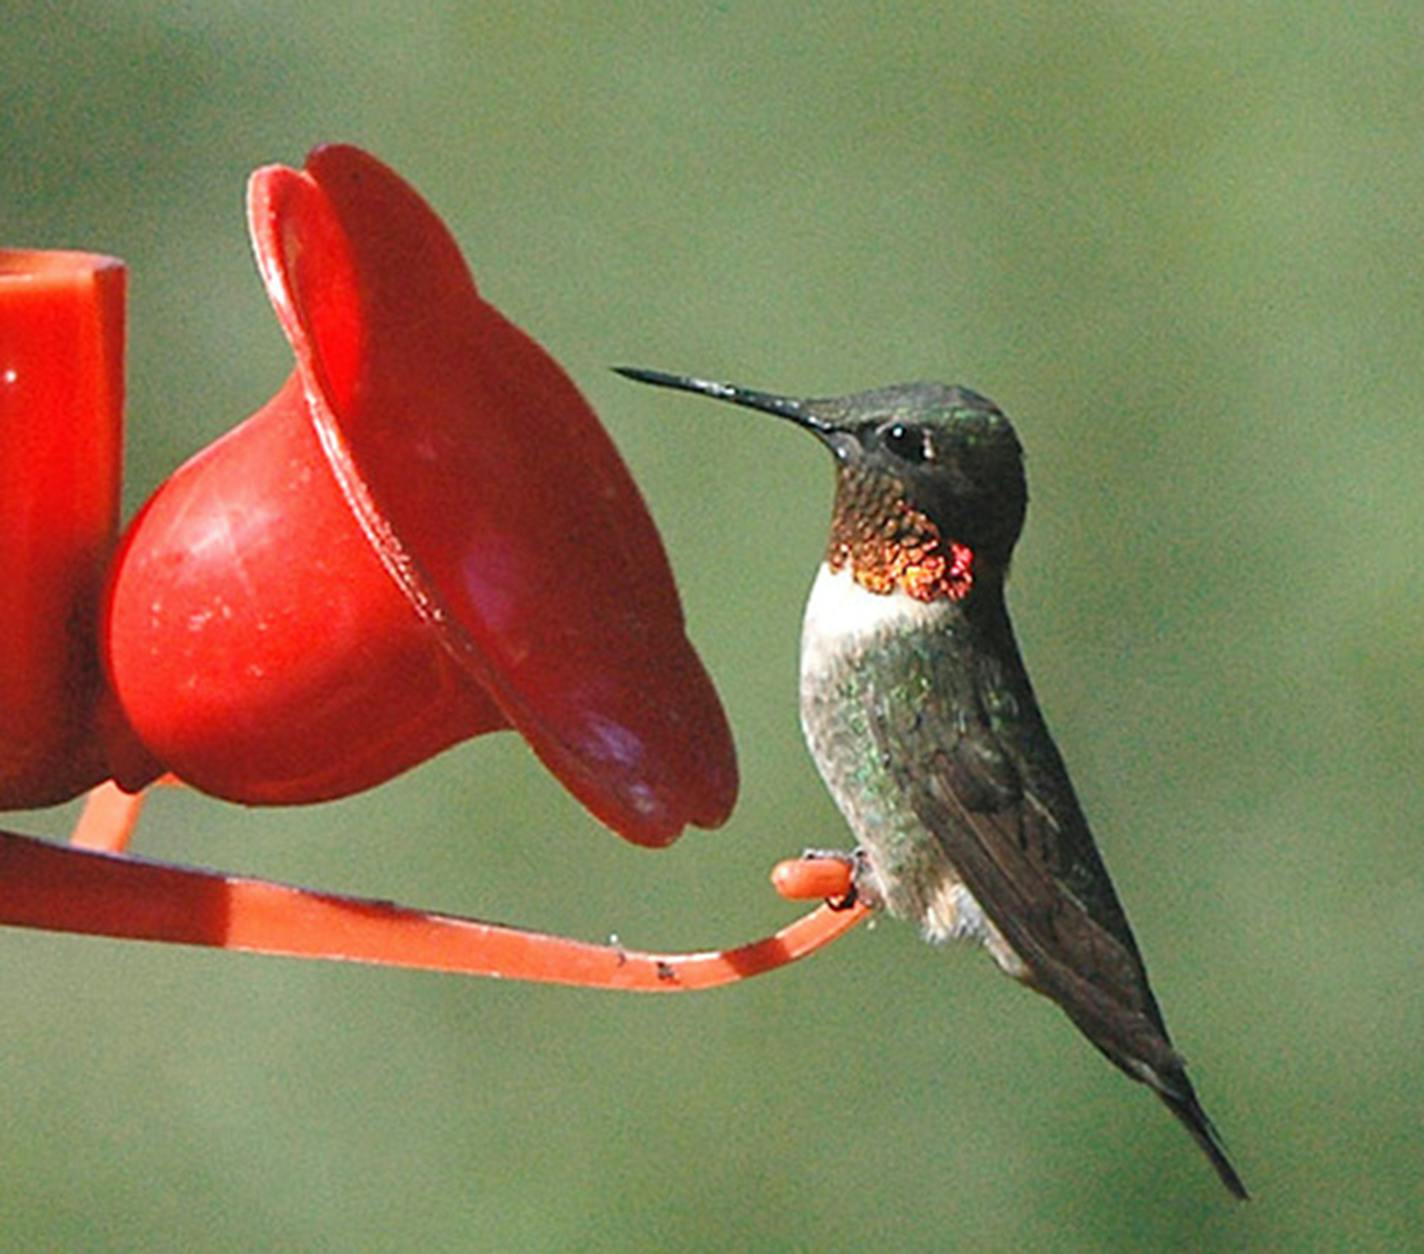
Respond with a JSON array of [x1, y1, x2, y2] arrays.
[[106, 145, 734, 845], [0, 145, 871, 990]]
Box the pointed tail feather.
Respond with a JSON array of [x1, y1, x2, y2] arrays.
[[1154, 1079, 1249, 1200]]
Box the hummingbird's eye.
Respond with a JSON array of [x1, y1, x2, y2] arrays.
[[881, 422, 928, 464]]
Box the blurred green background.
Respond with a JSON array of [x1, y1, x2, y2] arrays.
[[3, 3, 1420, 1249]]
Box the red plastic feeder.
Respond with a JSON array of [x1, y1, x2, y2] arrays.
[[0, 250, 125, 808], [103, 146, 736, 846]]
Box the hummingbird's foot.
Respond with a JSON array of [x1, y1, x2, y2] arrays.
[[846, 847, 886, 913], [794, 847, 884, 912]]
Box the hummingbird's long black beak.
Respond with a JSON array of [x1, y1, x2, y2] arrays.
[[614, 366, 845, 449]]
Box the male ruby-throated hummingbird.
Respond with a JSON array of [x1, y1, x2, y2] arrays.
[[617, 366, 1247, 1200]]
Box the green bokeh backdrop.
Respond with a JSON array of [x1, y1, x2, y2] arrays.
[[3, 4, 1420, 1249]]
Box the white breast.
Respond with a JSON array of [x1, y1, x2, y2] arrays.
[[799, 563, 950, 676], [796, 563, 1029, 981]]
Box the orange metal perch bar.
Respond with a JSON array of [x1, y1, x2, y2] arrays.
[[0, 831, 869, 991]]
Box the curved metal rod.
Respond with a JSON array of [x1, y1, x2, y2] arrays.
[[0, 828, 869, 991]]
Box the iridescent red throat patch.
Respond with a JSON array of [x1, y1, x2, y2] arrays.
[[827, 468, 974, 603]]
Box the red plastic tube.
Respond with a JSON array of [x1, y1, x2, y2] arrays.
[[0, 250, 125, 807]]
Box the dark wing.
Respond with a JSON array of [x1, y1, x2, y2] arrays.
[[866, 617, 1248, 1198], [865, 627, 1179, 1076]]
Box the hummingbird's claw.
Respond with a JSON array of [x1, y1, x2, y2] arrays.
[[792, 847, 884, 912], [846, 847, 886, 913]]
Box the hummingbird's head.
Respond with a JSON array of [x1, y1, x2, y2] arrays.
[[616, 369, 1027, 604]]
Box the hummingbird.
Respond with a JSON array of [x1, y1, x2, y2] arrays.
[[617, 366, 1247, 1200]]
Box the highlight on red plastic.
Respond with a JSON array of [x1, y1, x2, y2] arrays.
[[69, 776, 180, 853], [103, 145, 737, 846], [0, 251, 125, 808]]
